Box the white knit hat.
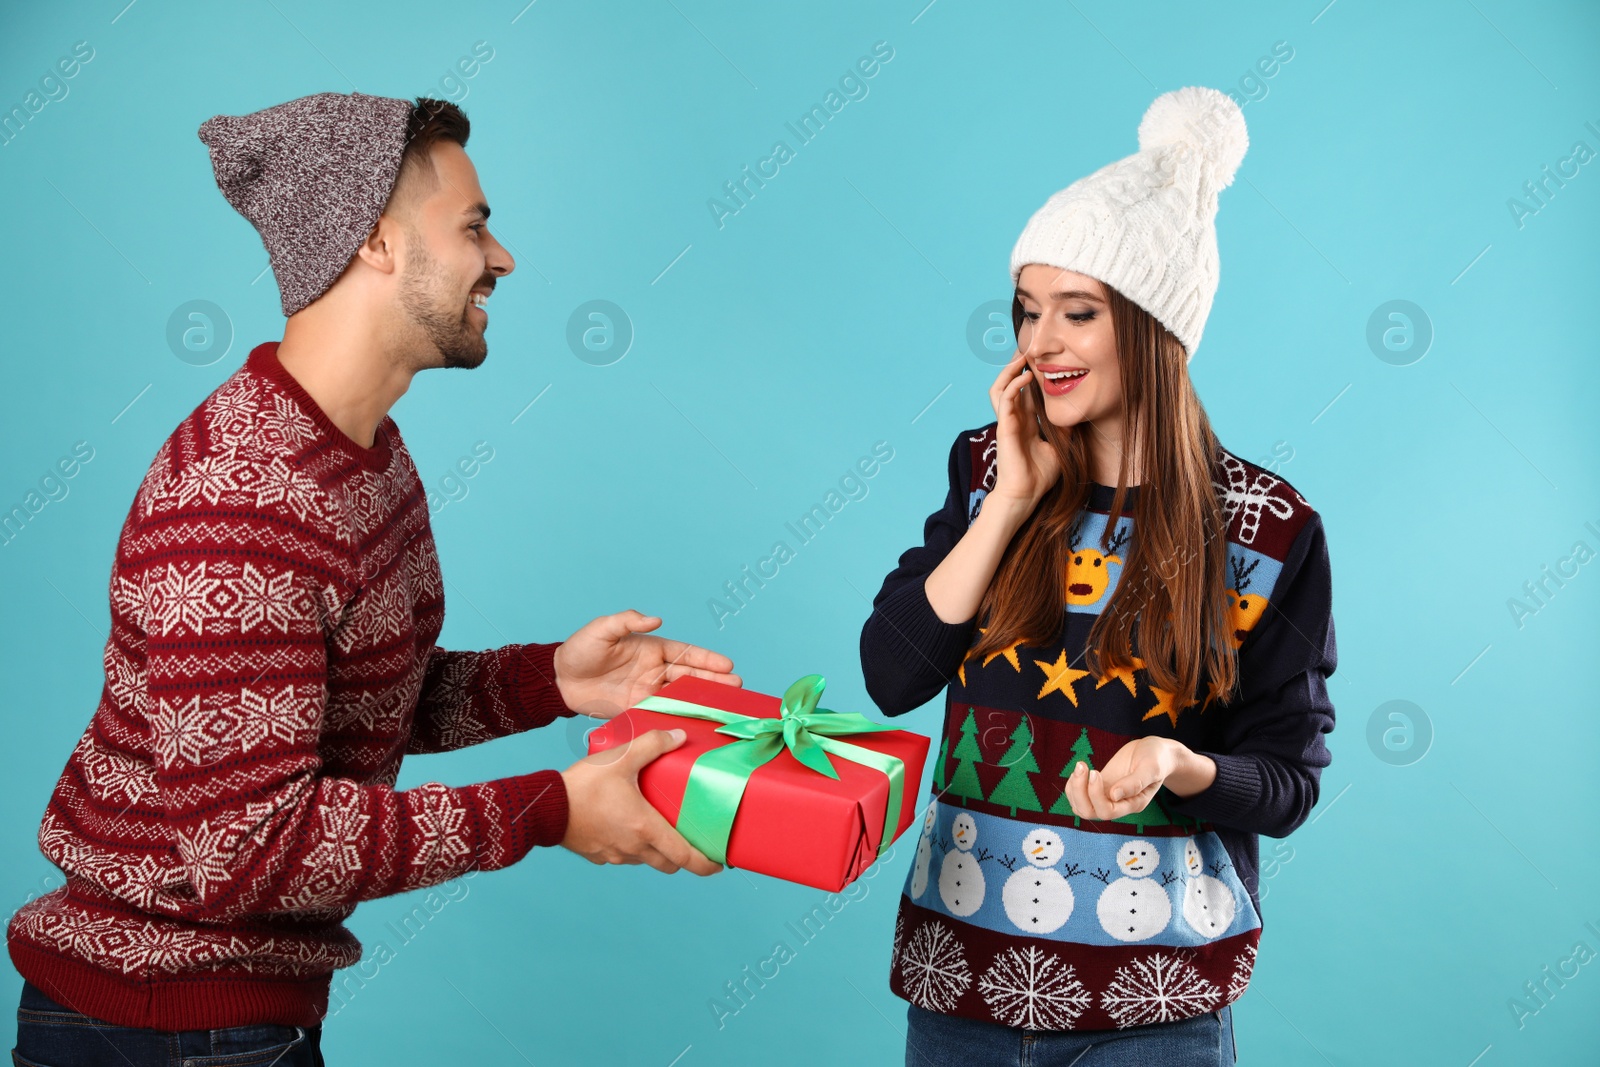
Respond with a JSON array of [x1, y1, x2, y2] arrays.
[[1009, 86, 1248, 361]]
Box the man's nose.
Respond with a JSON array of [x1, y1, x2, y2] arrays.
[[486, 236, 514, 277]]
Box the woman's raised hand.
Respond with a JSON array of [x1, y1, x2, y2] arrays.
[[987, 353, 1062, 509]]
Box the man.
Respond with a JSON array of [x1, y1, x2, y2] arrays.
[[7, 92, 729, 1066]]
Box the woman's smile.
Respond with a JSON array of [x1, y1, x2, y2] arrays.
[[1035, 363, 1089, 396]]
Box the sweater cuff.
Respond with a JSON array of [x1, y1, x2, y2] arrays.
[[1160, 751, 1260, 828], [501, 769, 570, 857], [512, 642, 578, 726], [875, 574, 978, 675]]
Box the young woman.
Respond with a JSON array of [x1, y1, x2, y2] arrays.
[[860, 87, 1336, 1065]]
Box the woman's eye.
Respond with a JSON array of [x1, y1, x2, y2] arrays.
[[1021, 309, 1094, 324]]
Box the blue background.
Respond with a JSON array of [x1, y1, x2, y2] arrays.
[[2, 1, 1597, 1063]]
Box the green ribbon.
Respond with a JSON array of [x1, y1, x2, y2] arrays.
[[633, 674, 906, 869]]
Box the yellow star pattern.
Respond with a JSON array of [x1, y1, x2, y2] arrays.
[[957, 626, 1024, 686], [1034, 650, 1092, 706], [1202, 675, 1230, 709], [1141, 682, 1182, 728], [1094, 655, 1142, 698], [983, 638, 1024, 672]]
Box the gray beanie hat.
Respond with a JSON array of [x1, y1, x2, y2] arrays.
[[198, 91, 415, 317]]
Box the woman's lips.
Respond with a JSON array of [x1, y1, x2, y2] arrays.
[[1037, 368, 1087, 396]]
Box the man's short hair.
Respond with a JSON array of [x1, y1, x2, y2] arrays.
[[386, 97, 471, 217]]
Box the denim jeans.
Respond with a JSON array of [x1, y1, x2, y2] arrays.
[[906, 1001, 1237, 1066], [12, 980, 325, 1067]]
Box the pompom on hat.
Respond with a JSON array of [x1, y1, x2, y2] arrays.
[[1009, 86, 1248, 361], [198, 91, 415, 317]]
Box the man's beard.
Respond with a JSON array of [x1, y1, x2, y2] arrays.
[[397, 227, 486, 370]]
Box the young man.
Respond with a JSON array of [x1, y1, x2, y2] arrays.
[[8, 92, 730, 1066]]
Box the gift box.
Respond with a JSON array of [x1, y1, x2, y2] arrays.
[[587, 674, 930, 892]]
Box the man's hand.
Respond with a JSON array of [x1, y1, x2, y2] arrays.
[[1062, 736, 1213, 822], [559, 726, 723, 875], [553, 609, 741, 719]]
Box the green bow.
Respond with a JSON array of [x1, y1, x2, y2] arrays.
[[633, 674, 906, 869]]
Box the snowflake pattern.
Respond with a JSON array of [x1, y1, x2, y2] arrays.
[[408, 783, 472, 880], [145, 561, 223, 636], [251, 455, 305, 517], [230, 684, 318, 752], [1100, 951, 1222, 1028], [103, 648, 142, 709], [977, 945, 1093, 1030], [80, 741, 156, 806], [324, 686, 402, 732], [900, 920, 972, 1013], [97, 854, 184, 912], [419, 655, 502, 750], [1213, 452, 1298, 546], [222, 562, 301, 633], [173, 817, 238, 900], [967, 426, 1305, 551], [258, 393, 319, 452], [1226, 940, 1257, 1002], [12, 355, 537, 992], [207, 378, 262, 433], [330, 573, 417, 652], [149, 695, 228, 766], [169, 446, 250, 510], [300, 782, 372, 882]]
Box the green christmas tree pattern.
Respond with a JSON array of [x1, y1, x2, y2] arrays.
[[988, 717, 1043, 816], [1039, 726, 1203, 831], [947, 709, 986, 806], [1049, 727, 1096, 825], [942, 711, 1204, 829]]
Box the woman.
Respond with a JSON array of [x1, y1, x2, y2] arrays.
[[860, 86, 1336, 1065]]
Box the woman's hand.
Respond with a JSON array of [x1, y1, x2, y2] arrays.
[[1063, 736, 1204, 821], [988, 352, 1062, 509]]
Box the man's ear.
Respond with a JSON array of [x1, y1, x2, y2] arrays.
[[354, 216, 402, 276]]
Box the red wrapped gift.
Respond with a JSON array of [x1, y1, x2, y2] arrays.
[[587, 674, 929, 891]]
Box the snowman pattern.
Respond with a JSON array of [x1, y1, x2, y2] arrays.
[[1180, 837, 1236, 939], [938, 812, 986, 916], [910, 803, 937, 900], [1096, 839, 1172, 942], [1001, 828, 1075, 934]]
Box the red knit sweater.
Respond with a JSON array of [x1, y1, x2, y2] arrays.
[[7, 341, 574, 1030]]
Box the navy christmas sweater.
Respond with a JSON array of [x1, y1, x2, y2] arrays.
[[859, 423, 1336, 1031]]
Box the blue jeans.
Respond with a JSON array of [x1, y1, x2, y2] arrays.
[[906, 1001, 1237, 1066], [11, 980, 324, 1066]]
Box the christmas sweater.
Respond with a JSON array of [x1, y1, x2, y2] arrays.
[[7, 341, 575, 1030], [859, 422, 1336, 1032]]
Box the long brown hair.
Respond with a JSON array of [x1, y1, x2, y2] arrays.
[[966, 283, 1238, 712]]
